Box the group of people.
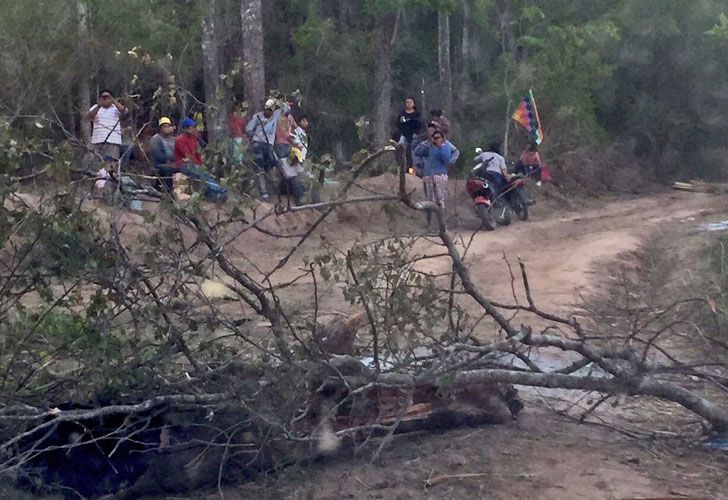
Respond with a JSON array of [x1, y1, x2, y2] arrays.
[[393, 96, 459, 228], [87, 90, 313, 205], [392, 95, 546, 229]]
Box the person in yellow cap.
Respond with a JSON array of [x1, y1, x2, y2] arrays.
[[150, 116, 177, 191]]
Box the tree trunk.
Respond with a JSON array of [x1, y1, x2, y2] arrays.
[[76, 0, 91, 143], [495, 0, 517, 154], [459, 0, 473, 112], [240, 0, 266, 112], [201, 0, 226, 145], [438, 9, 453, 116], [372, 13, 396, 148]]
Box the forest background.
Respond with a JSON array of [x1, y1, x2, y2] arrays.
[[2, 0, 728, 180]]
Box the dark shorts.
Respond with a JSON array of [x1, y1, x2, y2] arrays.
[[93, 143, 120, 161]]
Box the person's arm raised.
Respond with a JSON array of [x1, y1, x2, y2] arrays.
[[86, 104, 100, 121], [111, 97, 125, 114]]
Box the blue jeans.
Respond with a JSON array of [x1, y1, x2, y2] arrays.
[[251, 142, 277, 171], [485, 171, 508, 194]]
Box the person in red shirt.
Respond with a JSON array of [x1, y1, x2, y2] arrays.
[[174, 118, 203, 167], [517, 143, 543, 185], [228, 102, 247, 166]]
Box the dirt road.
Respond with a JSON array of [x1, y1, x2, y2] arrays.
[[239, 187, 726, 317], [218, 189, 728, 499], [435, 190, 726, 312]]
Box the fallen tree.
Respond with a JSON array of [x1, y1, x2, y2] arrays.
[[1, 142, 728, 497]]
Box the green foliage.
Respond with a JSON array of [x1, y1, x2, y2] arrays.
[[0, 308, 147, 401], [706, 13, 728, 38], [311, 236, 471, 363]]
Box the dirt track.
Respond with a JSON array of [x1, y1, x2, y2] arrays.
[[237, 186, 727, 318], [215, 189, 728, 499], [438, 190, 727, 312]]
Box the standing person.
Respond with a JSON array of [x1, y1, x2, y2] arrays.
[[150, 117, 177, 191], [245, 99, 286, 199], [395, 96, 423, 170], [291, 115, 310, 163], [290, 115, 316, 204], [228, 102, 247, 167], [429, 109, 452, 140], [87, 90, 125, 162], [414, 131, 460, 231], [412, 120, 440, 178], [275, 108, 300, 204]]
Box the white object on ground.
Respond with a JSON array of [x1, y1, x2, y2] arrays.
[[702, 220, 728, 232], [94, 168, 110, 190]]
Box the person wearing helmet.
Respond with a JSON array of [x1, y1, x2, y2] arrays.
[[150, 117, 177, 191], [245, 98, 288, 199]]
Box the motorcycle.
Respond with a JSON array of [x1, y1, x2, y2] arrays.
[[466, 161, 530, 230], [466, 164, 511, 230], [501, 173, 529, 221]]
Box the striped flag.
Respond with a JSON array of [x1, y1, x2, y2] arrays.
[[512, 90, 543, 145]]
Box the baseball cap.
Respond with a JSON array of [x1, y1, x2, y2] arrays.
[[264, 99, 276, 110], [158, 117, 173, 127], [180, 117, 196, 129]]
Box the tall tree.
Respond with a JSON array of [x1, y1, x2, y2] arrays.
[[372, 12, 398, 147], [438, 9, 453, 116], [459, 0, 473, 115], [240, 0, 266, 112], [76, 0, 91, 143], [201, 0, 226, 145]]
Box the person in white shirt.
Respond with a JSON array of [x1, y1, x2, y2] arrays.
[[86, 90, 125, 161]]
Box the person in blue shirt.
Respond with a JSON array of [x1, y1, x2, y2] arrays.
[[414, 131, 460, 230]]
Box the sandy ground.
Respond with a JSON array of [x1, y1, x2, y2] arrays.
[[224, 412, 728, 500]]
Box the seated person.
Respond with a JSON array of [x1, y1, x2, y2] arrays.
[[173, 118, 227, 202], [174, 117, 203, 168], [517, 142, 543, 183], [150, 117, 177, 191]]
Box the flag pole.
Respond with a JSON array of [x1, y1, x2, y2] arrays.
[[529, 88, 543, 144]]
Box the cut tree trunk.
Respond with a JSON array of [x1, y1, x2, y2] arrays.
[[201, 0, 226, 146], [240, 0, 266, 112]]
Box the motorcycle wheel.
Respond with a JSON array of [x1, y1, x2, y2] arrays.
[[475, 204, 496, 231], [495, 203, 512, 226], [513, 188, 529, 221]]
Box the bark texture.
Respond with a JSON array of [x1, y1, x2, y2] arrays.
[[240, 0, 266, 112], [372, 13, 397, 148], [438, 9, 453, 115], [76, 0, 91, 143], [201, 0, 226, 145]]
